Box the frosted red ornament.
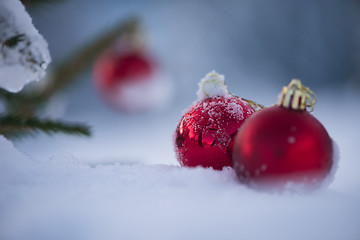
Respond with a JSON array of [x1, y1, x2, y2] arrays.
[[175, 71, 256, 170], [233, 79, 334, 189]]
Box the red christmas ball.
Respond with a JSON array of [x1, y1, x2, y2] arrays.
[[233, 80, 334, 189], [174, 71, 255, 170], [93, 48, 170, 112], [94, 50, 154, 88]]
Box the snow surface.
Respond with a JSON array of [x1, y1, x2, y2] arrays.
[[1, 134, 360, 240], [2, 78, 358, 240], [0, 0, 51, 92]]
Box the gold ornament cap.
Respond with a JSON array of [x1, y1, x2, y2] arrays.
[[278, 79, 316, 111]]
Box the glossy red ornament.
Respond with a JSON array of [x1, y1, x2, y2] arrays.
[[174, 71, 256, 170], [93, 48, 160, 112], [233, 80, 334, 189]]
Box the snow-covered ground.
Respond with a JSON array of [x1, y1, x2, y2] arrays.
[[1, 0, 360, 239], [1, 86, 359, 240]]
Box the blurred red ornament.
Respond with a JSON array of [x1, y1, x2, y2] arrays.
[[93, 47, 160, 112], [233, 79, 334, 189], [93, 20, 173, 112], [175, 71, 256, 170], [96, 50, 154, 87]]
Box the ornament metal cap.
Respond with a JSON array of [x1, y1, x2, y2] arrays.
[[278, 79, 316, 111]]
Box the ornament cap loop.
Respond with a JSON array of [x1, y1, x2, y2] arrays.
[[241, 98, 265, 111], [278, 79, 316, 111]]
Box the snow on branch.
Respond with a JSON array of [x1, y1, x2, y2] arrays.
[[0, 0, 51, 93]]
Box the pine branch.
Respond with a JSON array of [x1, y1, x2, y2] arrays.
[[42, 18, 139, 99], [0, 115, 91, 139], [0, 18, 140, 116], [0, 89, 44, 116], [0, 18, 138, 139]]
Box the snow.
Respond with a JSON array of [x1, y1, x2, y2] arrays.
[[196, 71, 229, 100], [1, 78, 358, 240], [1, 134, 360, 240], [0, 0, 51, 92], [1, 86, 360, 240]]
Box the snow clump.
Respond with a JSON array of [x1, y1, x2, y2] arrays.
[[196, 70, 229, 100], [0, 0, 51, 92]]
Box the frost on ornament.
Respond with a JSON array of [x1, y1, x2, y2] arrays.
[[175, 71, 255, 170], [0, 0, 51, 93]]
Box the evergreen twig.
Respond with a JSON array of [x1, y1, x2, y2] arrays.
[[0, 18, 139, 116], [0, 115, 91, 139], [42, 18, 139, 99], [0, 17, 139, 138], [0, 89, 44, 116]]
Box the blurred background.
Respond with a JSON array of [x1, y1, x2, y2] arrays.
[[14, 0, 360, 188], [24, 0, 360, 89]]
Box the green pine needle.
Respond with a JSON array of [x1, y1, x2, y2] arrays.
[[0, 115, 91, 139]]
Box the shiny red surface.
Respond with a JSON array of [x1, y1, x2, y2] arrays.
[[233, 105, 333, 186], [175, 96, 255, 170]]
